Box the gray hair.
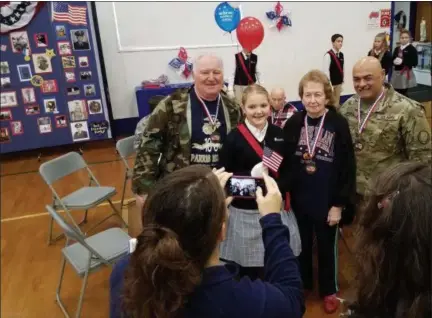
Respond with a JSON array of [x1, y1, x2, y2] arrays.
[[193, 54, 224, 74]]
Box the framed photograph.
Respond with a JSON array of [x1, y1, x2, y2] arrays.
[[1, 91, 18, 108], [83, 84, 96, 97], [25, 105, 40, 115], [68, 99, 88, 121], [0, 109, 13, 121], [56, 25, 67, 39], [0, 61, 10, 74], [37, 117, 52, 134], [65, 71, 76, 82], [62, 56, 76, 69], [32, 53, 53, 74], [55, 115, 68, 128], [0, 127, 11, 143], [17, 64, 32, 82], [34, 33, 48, 48], [78, 56, 89, 68], [43, 98, 59, 114], [57, 41, 72, 56], [41, 80, 58, 93], [80, 71, 92, 80], [67, 86, 80, 96], [21, 87, 36, 104], [71, 121, 90, 142], [10, 120, 24, 135], [1, 77, 11, 89], [9, 30, 31, 54], [87, 99, 103, 114], [70, 29, 91, 51]]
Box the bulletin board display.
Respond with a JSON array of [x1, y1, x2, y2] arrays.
[[0, 2, 112, 154]]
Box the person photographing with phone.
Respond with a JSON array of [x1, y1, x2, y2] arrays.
[[110, 165, 305, 318], [218, 84, 301, 281]]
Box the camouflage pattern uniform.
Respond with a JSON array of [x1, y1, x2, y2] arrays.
[[132, 88, 241, 195], [341, 83, 432, 195]]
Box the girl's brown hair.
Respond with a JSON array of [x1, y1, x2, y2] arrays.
[[399, 28, 411, 38], [370, 32, 389, 61], [241, 84, 271, 106], [347, 162, 432, 318], [298, 70, 335, 106], [121, 165, 227, 318]]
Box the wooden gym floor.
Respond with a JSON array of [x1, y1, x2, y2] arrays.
[[1, 140, 357, 318]]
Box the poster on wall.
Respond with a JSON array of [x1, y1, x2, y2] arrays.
[[367, 9, 391, 29], [0, 1, 112, 154]]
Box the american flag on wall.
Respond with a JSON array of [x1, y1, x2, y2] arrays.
[[262, 146, 283, 173], [51, 2, 87, 25]]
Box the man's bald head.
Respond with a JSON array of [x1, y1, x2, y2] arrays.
[[352, 56, 385, 101], [270, 88, 286, 111]]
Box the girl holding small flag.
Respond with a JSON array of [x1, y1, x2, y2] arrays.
[[282, 70, 356, 314], [218, 84, 301, 281]]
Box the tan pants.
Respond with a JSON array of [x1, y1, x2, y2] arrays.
[[234, 85, 247, 105], [332, 84, 342, 108]]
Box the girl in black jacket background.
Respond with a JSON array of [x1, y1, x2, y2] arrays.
[[367, 32, 392, 76], [282, 70, 356, 315]]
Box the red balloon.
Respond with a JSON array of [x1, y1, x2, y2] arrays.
[[236, 17, 264, 51]]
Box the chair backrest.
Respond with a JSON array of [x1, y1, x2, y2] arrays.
[[116, 136, 136, 167], [39, 152, 88, 185], [45, 205, 107, 261]]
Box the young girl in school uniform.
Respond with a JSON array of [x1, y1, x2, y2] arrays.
[[391, 29, 418, 96], [218, 84, 300, 281], [282, 70, 356, 314], [367, 32, 392, 76]]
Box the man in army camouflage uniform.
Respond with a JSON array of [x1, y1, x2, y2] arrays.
[[341, 56, 431, 196], [132, 54, 241, 208]]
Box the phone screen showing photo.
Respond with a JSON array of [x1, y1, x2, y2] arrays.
[[226, 176, 266, 199]]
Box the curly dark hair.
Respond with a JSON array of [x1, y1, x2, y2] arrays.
[[121, 165, 227, 318], [347, 162, 432, 318]]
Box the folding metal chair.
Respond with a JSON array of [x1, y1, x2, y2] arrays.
[[45, 205, 131, 318], [39, 151, 128, 245], [115, 136, 136, 212]]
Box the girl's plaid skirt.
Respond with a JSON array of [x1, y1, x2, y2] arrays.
[[220, 205, 302, 267]]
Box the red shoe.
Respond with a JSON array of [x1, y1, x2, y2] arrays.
[[323, 294, 340, 314]]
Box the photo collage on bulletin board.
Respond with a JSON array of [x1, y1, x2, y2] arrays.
[[0, 1, 111, 154]]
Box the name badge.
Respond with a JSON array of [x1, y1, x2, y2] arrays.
[[376, 114, 400, 121]]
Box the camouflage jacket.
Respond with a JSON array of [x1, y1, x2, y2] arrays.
[[340, 84, 432, 195], [132, 88, 241, 195]]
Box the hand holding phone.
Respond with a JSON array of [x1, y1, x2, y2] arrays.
[[256, 172, 282, 217]]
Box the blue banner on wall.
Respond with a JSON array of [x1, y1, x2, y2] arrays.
[[0, 1, 112, 154]]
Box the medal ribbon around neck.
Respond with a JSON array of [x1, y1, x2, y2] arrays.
[[304, 111, 327, 158], [194, 87, 220, 127], [357, 90, 384, 135]]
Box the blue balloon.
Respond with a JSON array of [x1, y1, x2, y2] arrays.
[[214, 2, 240, 33]]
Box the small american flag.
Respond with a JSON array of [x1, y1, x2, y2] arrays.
[[263, 146, 283, 173], [52, 2, 87, 25]]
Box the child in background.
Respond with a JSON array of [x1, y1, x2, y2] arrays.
[[367, 32, 392, 76]]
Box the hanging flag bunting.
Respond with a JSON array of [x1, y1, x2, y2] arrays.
[[168, 47, 193, 79], [266, 2, 292, 32], [1, 2, 45, 34]]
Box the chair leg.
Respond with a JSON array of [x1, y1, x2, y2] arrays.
[[55, 257, 71, 318], [75, 270, 90, 318], [119, 175, 128, 212], [80, 210, 89, 224], [48, 216, 54, 245], [108, 199, 128, 227]]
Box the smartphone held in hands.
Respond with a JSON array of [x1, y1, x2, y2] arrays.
[[225, 175, 267, 199]]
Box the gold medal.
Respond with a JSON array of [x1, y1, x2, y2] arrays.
[[305, 161, 317, 174], [355, 142, 363, 152], [303, 152, 312, 160]]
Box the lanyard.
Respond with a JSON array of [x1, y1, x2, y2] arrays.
[[304, 111, 327, 157], [357, 90, 384, 134], [194, 87, 220, 126]]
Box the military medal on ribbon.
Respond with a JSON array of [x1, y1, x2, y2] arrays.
[[303, 111, 327, 174], [356, 90, 385, 151]]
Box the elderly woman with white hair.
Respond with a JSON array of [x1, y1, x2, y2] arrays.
[[131, 54, 242, 232]]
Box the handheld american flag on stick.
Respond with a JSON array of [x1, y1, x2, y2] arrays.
[[262, 146, 283, 173], [51, 2, 87, 25]]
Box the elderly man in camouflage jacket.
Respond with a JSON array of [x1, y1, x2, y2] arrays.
[[341, 56, 431, 196], [132, 54, 241, 207]]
